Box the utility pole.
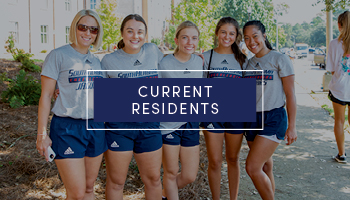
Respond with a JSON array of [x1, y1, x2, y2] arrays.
[[326, 0, 333, 54]]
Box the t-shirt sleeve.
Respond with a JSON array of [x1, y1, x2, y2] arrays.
[[101, 54, 112, 78], [41, 49, 61, 80], [151, 43, 164, 63], [326, 40, 336, 72], [277, 54, 294, 77]]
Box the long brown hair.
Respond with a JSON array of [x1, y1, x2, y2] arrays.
[[117, 14, 147, 49], [338, 11, 350, 56], [215, 17, 246, 67]]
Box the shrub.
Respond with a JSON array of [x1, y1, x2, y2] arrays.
[[151, 38, 161, 46], [20, 59, 41, 73], [40, 50, 47, 53], [1, 70, 41, 108], [4, 35, 15, 54]]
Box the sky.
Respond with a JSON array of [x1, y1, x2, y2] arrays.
[[271, 0, 327, 25]]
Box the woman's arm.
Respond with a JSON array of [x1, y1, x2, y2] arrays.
[[281, 74, 297, 145], [36, 76, 56, 161]]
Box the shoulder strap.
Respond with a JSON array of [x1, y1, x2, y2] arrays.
[[207, 49, 213, 78]]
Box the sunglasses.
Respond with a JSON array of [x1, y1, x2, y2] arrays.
[[77, 24, 99, 34]]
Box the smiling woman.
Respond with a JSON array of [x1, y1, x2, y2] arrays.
[[101, 14, 165, 200], [36, 9, 106, 200]]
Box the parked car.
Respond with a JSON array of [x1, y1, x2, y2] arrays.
[[314, 48, 326, 69], [279, 47, 289, 54]]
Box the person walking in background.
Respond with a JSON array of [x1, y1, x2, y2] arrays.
[[243, 20, 297, 200], [326, 10, 350, 163], [159, 20, 203, 200], [36, 9, 107, 200], [101, 14, 164, 200], [200, 17, 247, 200]]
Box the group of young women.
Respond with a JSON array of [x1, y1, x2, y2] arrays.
[[36, 8, 297, 200]]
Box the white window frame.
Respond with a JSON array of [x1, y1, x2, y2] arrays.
[[65, 0, 71, 11], [65, 26, 70, 44], [41, 25, 48, 44], [9, 21, 19, 43], [90, 0, 96, 9]]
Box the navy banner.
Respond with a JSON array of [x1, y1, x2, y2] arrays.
[[94, 78, 256, 122]]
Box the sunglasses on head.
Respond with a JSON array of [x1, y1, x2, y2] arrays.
[[77, 24, 99, 34]]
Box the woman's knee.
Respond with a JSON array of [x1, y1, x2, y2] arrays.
[[208, 156, 223, 170], [66, 189, 86, 200], [245, 160, 260, 178], [142, 172, 161, 187], [164, 167, 179, 181], [226, 154, 239, 166]]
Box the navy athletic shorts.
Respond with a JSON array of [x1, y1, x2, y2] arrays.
[[200, 122, 245, 134], [244, 107, 287, 142], [50, 115, 107, 159], [162, 122, 200, 147], [105, 122, 162, 153], [329, 91, 350, 106]]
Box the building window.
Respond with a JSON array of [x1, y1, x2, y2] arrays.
[[66, 26, 70, 44], [65, 0, 71, 11], [41, 25, 48, 44], [90, 0, 96, 9]]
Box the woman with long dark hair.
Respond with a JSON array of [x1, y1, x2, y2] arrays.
[[200, 17, 247, 200], [243, 20, 297, 199]]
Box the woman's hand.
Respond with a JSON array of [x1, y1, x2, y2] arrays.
[[36, 131, 52, 162], [285, 126, 297, 145]]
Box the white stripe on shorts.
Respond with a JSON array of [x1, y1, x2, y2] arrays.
[[258, 134, 282, 143]]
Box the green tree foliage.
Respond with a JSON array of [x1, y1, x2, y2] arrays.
[[96, 0, 122, 51], [165, 0, 218, 51], [217, 0, 289, 49], [313, 0, 350, 11]]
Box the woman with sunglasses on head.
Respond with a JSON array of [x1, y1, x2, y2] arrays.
[[36, 10, 106, 200], [199, 17, 247, 200], [327, 11, 350, 163], [243, 20, 297, 199], [158, 21, 203, 200], [101, 14, 164, 199]]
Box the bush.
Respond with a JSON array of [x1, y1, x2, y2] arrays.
[[20, 59, 41, 73], [40, 50, 47, 53], [1, 70, 41, 108], [151, 38, 161, 46], [13, 49, 32, 63]]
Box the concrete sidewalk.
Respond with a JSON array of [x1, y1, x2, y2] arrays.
[[233, 59, 350, 200]]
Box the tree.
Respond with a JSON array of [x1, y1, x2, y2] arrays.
[[313, 0, 350, 11], [96, 0, 122, 51], [310, 25, 326, 47], [165, 0, 218, 51], [217, 0, 275, 39]]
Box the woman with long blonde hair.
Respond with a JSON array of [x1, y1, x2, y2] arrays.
[[159, 20, 203, 200], [327, 10, 350, 163]]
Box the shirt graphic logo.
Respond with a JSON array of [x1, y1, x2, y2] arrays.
[[207, 123, 214, 129], [221, 59, 229, 64], [64, 147, 74, 155], [111, 141, 120, 148], [184, 68, 191, 74], [166, 134, 174, 139], [134, 60, 142, 66]]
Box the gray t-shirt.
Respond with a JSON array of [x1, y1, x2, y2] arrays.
[[245, 50, 294, 112], [203, 49, 247, 78], [101, 43, 163, 78], [41, 44, 104, 119], [158, 54, 203, 134]]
